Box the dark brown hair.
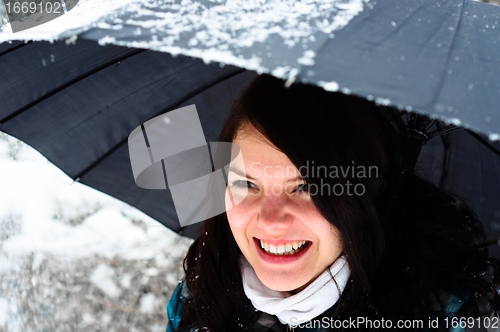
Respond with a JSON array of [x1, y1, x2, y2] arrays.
[[177, 74, 498, 331]]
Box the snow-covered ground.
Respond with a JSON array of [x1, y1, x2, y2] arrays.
[[0, 132, 192, 331]]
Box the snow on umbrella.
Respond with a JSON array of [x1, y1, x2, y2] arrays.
[[0, 0, 499, 249]]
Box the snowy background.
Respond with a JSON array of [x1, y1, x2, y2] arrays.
[[0, 132, 192, 331], [1, 0, 500, 331]]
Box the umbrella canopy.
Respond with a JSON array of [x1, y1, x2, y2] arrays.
[[39, 0, 500, 138], [0, 0, 499, 247]]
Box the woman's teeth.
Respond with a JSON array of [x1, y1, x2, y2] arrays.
[[259, 240, 308, 255]]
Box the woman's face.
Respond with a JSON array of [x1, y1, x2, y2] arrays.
[[225, 125, 343, 293]]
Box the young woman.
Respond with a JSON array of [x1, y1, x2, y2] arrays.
[[166, 74, 499, 331]]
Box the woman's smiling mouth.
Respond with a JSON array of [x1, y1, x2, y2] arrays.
[[258, 239, 309, 255], [253, 238, 311, 262]]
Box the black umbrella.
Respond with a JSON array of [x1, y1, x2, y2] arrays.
[[0, 0, 499, 252]]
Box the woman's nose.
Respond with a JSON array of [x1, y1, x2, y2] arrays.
[[256, 190, 292, 232]]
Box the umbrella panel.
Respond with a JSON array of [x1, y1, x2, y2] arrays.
[[419, 129, 500, 257], [55, 0, 500, 138], [0, 39, 498, 256]]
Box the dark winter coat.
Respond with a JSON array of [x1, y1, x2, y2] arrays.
[[166, 280, 497, 332]]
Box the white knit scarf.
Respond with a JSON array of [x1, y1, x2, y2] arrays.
[[241, 255, 350, 327]]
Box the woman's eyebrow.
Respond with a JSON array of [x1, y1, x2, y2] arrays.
[[227, 167, 256, 180], [228, 167, 303, 182], [286, 176, 304, 183]]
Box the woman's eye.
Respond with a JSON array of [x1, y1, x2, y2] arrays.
[[231, 180, 258, 190], [291, 183, 309, 194]]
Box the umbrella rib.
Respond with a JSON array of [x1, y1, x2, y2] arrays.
[[0, 47, 147, 125], [374, 2, 426, 47], [72, 68, 247, 181], [427, 124, 461, 137], [0, 40, 31, 57], [466, 130, 500, 159], [425, 120, 440, 133], [428, 0, 466, 107], [439, 132, 451, 190]]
